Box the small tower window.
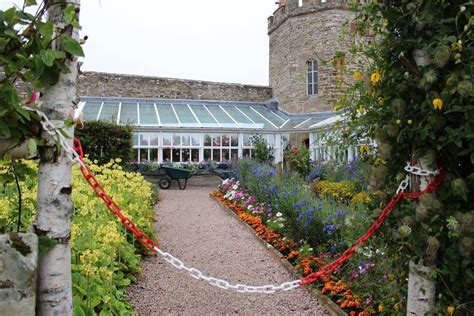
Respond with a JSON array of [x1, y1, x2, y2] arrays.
[[307, 59, 318, 96]]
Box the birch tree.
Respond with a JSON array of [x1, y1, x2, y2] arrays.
[[34, 1, 81, 314]]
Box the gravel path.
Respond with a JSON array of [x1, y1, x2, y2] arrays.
[[127, 186, 329, 315]]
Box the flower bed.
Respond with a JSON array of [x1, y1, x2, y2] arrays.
[[215, 160, 412, 315], [0, 159, 158, 315]]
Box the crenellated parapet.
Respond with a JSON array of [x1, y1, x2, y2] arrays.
[[268, 0, 352, 35]]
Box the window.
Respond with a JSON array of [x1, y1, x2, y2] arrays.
[[162, 133, 200, 163], [134, 132, 159, 162], [204, 133, 239, 162], [307, 59, 318, 95]]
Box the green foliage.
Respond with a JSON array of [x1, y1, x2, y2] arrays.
[[249, 134, 274, 163], [0, 1, 84, 151], [339, 1, 474, 312], [0, 159, 157, 314], [284, 145, 311, 178], [75, 121, 133, 166]]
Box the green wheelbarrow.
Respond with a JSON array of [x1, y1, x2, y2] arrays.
[[159, 166, 201, 190]]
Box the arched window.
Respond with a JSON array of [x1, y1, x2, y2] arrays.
[[307, 59, 318, 95]]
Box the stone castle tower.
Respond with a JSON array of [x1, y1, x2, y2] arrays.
[[268, 0, 356, 113]]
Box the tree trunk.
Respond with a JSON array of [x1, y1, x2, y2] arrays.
[[34, 1, 80, 315], [406, 152, 437, 315]]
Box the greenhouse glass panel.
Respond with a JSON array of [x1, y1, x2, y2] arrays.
[[156, 103, 179, 126], [243, 134, 251, 146], [203, 134, 212, 146], [163, 148, 171, 161], [212, 149, 220, 162], [252, 107, 285, 127], [182, 149, 190, 162], [204, 149, 211, 160], [172, 149, 180, 162], [133, 148, 139, 161], [132, 133, 138, 146], [162, 133, 172, 146], [119, 103, 138, 125], [191, 134, 200, 146], [212, 134, 221, 146], [173, 104, 198, 125], [231, 149, 238, 160], [222, 134, 230, 147], [150, 133, 159, 146], [150, 149, 158, 162], [98, 102, 119, 122], [237, 107, 273, 129], [206, 105, 236, 127], [139, 103, 159, 125], [182, 134, 190, 146], [191, 149, 199, 162], [139, 133, 149, 146], [222, 148, 229, 161], [231, 134, 238, 146], [190, 105, 219, 126], [224, 107, 253, 125], [82, 102, 102, 121], [172, 133, 181, 146]]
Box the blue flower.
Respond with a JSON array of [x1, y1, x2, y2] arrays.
[[323, 223, 337, 237], [336, 210, 346, 218]]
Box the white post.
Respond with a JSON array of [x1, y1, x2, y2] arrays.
[[34, 1, 81, 315]]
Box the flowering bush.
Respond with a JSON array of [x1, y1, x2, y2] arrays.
[[0, 159, 157, 314], [314, 180, 357, 204], [284, 145, 311, 178]]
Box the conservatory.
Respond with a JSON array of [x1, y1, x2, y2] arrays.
[[78, 96, 356, 164]]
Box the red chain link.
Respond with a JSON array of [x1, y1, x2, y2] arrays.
[[299, 168, 445, 285], [72, 137, 444, 286], [73, 138, 159, 252]]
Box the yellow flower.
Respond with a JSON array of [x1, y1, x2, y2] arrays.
[[359, 106, 365, 114], [353, 71, 363, 81], [360, 145, 369, 153], [447, 306, 455, 315], [407, 119, 412, 125], [371, 70, 381, 85], [396, 119, 401, 125], [433, 98, 443, 110], [378, 304, 385, 313]]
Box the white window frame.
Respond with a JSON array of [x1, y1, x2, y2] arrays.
[[307, 59, 318, 96]]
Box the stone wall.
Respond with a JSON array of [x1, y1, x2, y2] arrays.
[[77, 72, 273, 102], [268, 0, 356, 113]]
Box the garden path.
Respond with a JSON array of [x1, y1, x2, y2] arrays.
[[127, 186, 329, 315]]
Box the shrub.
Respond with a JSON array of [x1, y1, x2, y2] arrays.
[[75, 121, 133, 165]]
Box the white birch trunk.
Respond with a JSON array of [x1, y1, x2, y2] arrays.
[[34, 1, 80, 315], [406, 153, 437, 315]]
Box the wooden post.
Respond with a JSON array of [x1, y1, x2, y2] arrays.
[[34, 1, 81, 314]]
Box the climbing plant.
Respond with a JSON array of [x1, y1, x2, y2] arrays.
[[0, 0, 84, 156], [338, 1, 473, 314]]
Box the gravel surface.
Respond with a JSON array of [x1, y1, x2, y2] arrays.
[[127, 186, 329, 315]]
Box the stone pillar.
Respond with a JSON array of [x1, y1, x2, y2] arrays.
[[0, 233, 38, 315]]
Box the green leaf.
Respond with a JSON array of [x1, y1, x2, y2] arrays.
[[37, 21, 53, 40], [0, 124, 11, 138], [27, 138, 37, 156], [25, 0, 37, 6], [59, 36, 84, 57], [40, 50, 56, 67], [73, 305, 86, 316], [64, 5, 80, 29]]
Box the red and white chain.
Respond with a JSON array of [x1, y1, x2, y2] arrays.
[[35, 108, 444, 293]]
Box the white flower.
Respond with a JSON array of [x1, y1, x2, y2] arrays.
[[276, 212, 283, 217], [222, 179, 229, 185], [461, 6, 466, 12], [247, 204, 253, 210], [232, 185, 239, 190], [279, 223, 284, 228], [309, 248, 313, 251]]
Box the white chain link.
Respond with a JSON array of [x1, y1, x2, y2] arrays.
[[404, 163, 440, 177], [35, 109, 87, 170], [396, 164, 440, 194], [154, 246, 301, 294]]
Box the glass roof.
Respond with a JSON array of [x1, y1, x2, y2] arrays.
[[78, 97, 337, 131]]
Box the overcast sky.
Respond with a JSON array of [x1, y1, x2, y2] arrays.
[[1, 0, 278, 85]]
